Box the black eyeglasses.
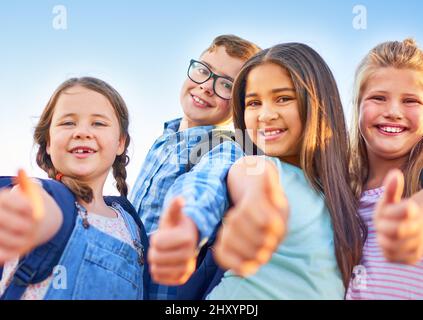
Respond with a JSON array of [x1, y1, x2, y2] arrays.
[[187, 59, 233, 100]]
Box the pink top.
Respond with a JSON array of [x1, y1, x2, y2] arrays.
[[346, 187, 423, 300]]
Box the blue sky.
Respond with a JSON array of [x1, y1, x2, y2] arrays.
[[1, 0, 422, 194]]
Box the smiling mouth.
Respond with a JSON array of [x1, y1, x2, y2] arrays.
[[259, 129, 287, 137], [376, 125, 407, 134], [70, 147, 97, 155], [191, 95, 211, 108]]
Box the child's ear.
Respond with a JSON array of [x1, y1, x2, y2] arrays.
[[116, 135, 126, 156], [46, 142, 51, 155]]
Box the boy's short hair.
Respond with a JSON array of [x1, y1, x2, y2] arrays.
[[203, 34, 261, 61]]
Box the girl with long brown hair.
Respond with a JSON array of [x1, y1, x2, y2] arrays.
[[210, 42, 366, 299]]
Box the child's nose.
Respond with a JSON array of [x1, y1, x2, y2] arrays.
[[199, 78, 214, 96], [384, 102, 404, 120], [72, 126, 94, 139], [258, 103, 279, 122]]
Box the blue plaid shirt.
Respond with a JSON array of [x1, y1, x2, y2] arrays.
[[129, 118, 244, 300]]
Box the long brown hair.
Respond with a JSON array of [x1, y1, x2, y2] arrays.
[[351, 39, 423, 198], [34, 77, 131, 202], [232, 43, 366, 289]]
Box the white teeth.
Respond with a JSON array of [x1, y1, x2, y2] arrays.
[[262, 130, 282, 136], [379, 126, 405, 133], [193, 96, 207, 105], [73, 149, 94, 154]]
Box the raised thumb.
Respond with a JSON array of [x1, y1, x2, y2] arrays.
[[16, 169, 44, 221], [382, 169, 404, 205], [162, 197, 185, 228]]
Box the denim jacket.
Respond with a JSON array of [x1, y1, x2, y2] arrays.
[[43, 203, 145, 300]]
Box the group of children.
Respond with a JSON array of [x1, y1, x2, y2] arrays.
[[0, 34, 422, 300]]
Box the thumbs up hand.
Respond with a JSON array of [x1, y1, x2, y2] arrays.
[[374, 169, 423, 265], [0, 170, 45, 264], [148, 197, 199, 285], [214, 159, 289, 277]]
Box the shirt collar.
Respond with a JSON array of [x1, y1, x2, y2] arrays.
[[164, 118, 182, 133], [163, 117, 216, 135], [163, 117, 234, 145]]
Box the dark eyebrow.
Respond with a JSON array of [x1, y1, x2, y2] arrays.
[[201, 60, 233, 81], [245, 88, 296, 98]]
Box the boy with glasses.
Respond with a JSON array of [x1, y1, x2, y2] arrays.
[[130, 35, 260, 299]]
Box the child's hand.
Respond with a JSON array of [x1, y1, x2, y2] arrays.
[[375, 169, 423, 265], [214, 168, 289, 277], [148, 197, 198, 285], [0, 173, 44, 264]]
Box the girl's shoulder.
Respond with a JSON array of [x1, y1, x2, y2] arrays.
[[265, 156, 304, 178], [104, 199, 136, 223], [264, 156, 314, 206]]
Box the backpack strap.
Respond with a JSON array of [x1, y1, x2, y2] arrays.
[[185, 129, 235, 172], [0, 177, 13, 189], [0, 177, 14, 282], [1, 179, 77, 300], [104, 196, 151, 300], [0, 180, 151, 300]]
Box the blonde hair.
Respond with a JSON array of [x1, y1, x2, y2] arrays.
[[351, 38, 423, 197]]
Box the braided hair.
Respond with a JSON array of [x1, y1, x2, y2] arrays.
[[34, 77, 130, 202]]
